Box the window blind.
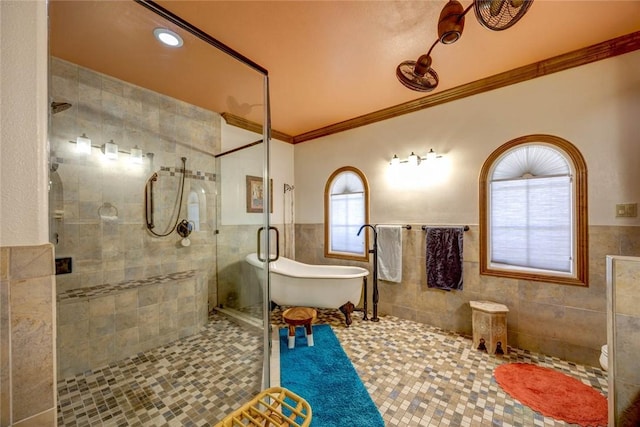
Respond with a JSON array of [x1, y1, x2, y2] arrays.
[[330, 192, 365, 254], [490, 175, 572, 273]]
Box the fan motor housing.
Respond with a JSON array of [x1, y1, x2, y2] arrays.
[[438, 0, 465, 44]]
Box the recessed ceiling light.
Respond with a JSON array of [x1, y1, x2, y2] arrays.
[[153, 28, 183, 47]]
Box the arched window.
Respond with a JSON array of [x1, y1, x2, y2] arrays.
[[324, 166, 370, 261], [479, 135, 588, 286]]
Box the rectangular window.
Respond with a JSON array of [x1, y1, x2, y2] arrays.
[[329, 192, 365, 254], [490, 176, 572, 273]]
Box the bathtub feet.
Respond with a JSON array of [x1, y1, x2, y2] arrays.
[[339, 301, 355, 327]]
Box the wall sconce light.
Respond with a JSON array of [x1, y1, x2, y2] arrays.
[[389, 148, 442, 166], [130, 145, 143, 164], [408, 152, 420, 166], [70, 134, 146, 163], [102, 140, 118, 160], [76, 133, 92, 154]]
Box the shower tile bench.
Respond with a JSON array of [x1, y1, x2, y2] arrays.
[[57, 270, 208, 379]]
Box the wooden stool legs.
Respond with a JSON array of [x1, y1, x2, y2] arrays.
[[287, 323, 314, 348], [305, 323, 314, 347], [288, 325, 296, 349], [283, 307, 317, 349]]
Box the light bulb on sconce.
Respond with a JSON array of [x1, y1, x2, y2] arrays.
[[76, 134, 92, 154], [102, 140, 118, 160], [130, 145, 143, 164], [389, 149, 442, 166], [408, 152, 419, 166]]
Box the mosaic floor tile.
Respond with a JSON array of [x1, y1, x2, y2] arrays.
[[58, 308, 607, 426]]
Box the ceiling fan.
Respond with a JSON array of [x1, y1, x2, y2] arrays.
[[396, 0, 534, 92]]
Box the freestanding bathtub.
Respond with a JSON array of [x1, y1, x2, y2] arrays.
[[245, 253, 369, 326]]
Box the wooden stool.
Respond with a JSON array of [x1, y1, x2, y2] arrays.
[[282, 307, 317, 349], [470, 300, 509, 355]]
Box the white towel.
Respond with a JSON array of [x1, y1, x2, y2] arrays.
[[376, 225, 402, 283]]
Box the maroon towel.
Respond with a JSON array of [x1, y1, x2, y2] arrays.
[[425, 227, 463, 291]]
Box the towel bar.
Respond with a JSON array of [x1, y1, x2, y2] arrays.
[[421, 225, 469, 231], [375, 224, 411, 230]]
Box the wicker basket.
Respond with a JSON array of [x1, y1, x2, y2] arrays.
[[215, 386, 312, 427]]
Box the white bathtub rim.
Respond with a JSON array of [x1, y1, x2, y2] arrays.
[[245, 253, 369, 279]]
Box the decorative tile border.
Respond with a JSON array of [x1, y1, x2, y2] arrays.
[[159, 166, 215, 182], [57, 270, 197, 302]]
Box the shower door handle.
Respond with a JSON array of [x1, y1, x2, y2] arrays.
[[256, 226, 280, 262], [270, 227, 280, 262]]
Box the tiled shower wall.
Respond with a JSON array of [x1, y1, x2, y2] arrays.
[[1, 244, 57, 427], [56, 270, 208, 378], [50, 58, 220, 309], [295, 223, 640, 368]]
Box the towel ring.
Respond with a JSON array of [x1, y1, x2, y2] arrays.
[[98, 202, 119, 219]]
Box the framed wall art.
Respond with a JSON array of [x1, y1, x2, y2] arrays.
[[246, 175, 273, 213]]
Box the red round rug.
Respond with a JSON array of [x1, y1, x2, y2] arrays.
[[494, 363, 608, 427]]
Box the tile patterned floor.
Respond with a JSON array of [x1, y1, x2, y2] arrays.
[[58, 309, 607, 426], [57, 313, 263, 426]]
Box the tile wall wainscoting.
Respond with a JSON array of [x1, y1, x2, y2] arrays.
[[295, 224, 640, 368]]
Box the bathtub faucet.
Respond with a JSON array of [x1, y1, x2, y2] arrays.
[[357, 224, 379, 322]]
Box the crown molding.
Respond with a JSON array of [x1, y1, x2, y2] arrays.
[[221, 112, 294, 144], [293, 31, 640, 144]]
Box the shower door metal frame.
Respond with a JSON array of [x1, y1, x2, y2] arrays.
[[135, 0, 273, 388]]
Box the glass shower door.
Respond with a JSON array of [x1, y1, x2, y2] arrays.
[[133, 0, 274, 389], [49, 0, 274, 420]]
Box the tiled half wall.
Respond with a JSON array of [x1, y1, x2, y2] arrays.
[[607, 255, 640, 425], [1, 244, 56, 427]]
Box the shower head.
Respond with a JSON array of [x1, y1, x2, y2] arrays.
[[284, 183, 295, 193], [51, 101, 72, 114]]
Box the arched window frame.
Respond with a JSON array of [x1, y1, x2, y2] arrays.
[[324, 166, 370, 262], [479, 134, 588, 286]]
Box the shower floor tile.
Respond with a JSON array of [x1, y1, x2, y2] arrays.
[[57, 312, 263, 426], [57, 309, 607, 426]]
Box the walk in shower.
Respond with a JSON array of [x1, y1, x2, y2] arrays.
[[49, 0, 273, 417]]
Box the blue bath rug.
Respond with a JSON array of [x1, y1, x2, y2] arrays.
[[279, 324, 384, 427]]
